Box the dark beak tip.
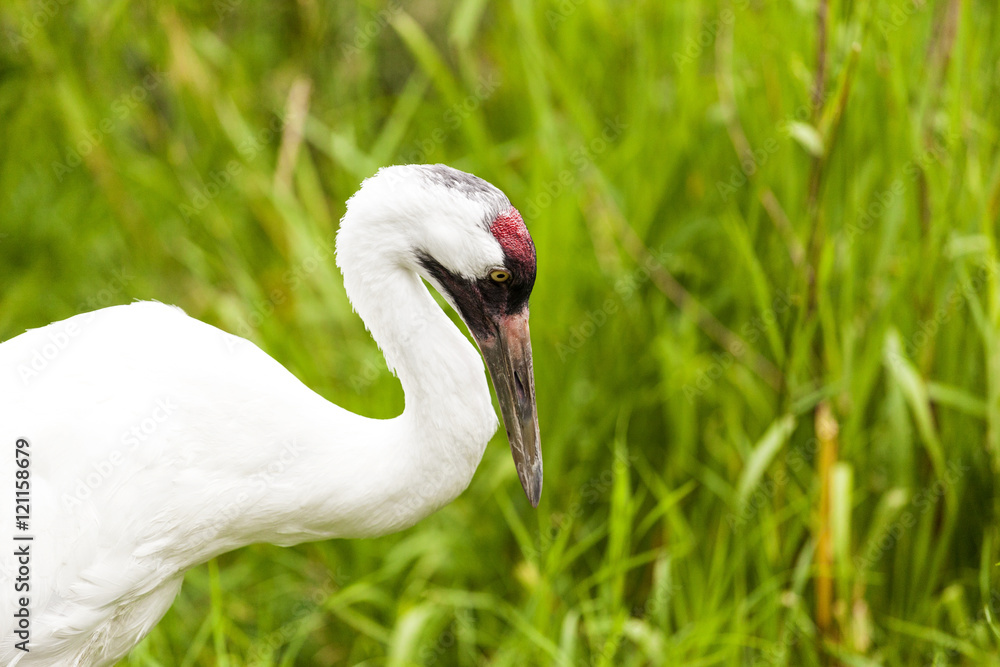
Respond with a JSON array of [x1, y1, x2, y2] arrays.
[[529, 481, 541, 508], [518, 460, 543, 508]]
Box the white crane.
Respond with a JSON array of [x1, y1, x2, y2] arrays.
[[0, 164, 542, 666]]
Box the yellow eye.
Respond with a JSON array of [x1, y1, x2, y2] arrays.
[[490, 269, 510, 283]]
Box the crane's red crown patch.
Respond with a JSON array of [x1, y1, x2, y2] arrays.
[[490, 208, 534, 265]]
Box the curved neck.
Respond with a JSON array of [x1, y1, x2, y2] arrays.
[[335, 217, 498, 513], [171, 233, 499, 566], [143, 219, 501, 575], [362, 264, 497, 445]]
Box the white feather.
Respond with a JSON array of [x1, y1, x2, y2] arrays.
[[0, 165, 510, 665]]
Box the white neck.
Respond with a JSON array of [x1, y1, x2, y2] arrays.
[[309, 208, 498, 534], [168, 233, 498, 567], [148, 179, 505, 572], [346, 252, 498, 485]]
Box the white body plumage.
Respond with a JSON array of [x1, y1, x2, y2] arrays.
[[0, 165, 541, 665]]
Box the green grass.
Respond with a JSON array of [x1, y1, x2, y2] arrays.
[[2, 0, 1000, 664]]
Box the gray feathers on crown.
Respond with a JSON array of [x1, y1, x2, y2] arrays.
[[417, 164, 511, 228]]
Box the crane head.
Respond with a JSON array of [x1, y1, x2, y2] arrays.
[[395, 165, 543, 507]]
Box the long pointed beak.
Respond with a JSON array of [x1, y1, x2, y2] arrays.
[[476, 308, 542, 507]]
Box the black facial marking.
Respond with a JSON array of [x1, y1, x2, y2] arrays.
[[500, 243, 535, 315], [417, 251, 533, 342]]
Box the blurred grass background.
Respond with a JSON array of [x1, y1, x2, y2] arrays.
[[2, 0, 1000, 664]]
